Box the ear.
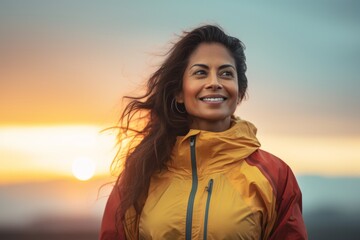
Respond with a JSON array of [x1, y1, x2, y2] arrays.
[[175, 91, 184, 103]]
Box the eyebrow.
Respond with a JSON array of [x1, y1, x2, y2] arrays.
[[189, 63, 236, 70]]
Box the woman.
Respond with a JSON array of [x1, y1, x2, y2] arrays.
[[100, 25, 307, 240]]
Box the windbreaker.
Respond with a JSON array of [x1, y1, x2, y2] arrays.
[[100, 118, 308, 240]]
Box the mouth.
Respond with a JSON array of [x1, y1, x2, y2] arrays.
[[199, 96, 227, 103]]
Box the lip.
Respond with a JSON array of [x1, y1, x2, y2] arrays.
[[199, 94, 227, 99]]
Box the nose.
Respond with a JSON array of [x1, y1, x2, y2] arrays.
[[205, 73, 222, 90]]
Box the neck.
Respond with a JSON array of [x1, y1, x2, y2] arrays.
[[189, 117, 231, 132]]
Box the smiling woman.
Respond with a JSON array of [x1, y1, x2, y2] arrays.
[[100, 25, 307, 239]]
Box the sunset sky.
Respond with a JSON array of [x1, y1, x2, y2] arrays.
[[1, 1, 359, 183]]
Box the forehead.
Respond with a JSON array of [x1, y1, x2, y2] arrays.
[[187, 43, 235, 67]]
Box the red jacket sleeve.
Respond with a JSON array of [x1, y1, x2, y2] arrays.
[[248, 150, 308, 240], [99, 185, 126, 240], [268, 161, 308, 240]]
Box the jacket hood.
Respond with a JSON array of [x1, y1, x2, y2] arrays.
[[167, 117, 261, 176]]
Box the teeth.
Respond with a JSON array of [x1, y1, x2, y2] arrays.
[[202, 97, 225, 102]]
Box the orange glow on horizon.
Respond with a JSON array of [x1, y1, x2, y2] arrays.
[[0, 125, 359, 185], [0, 125, 117, 184], [258, 134, 360, 176]]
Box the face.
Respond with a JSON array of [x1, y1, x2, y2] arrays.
[[177, 43, 239, 131]]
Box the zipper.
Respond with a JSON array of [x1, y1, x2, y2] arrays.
[[185, 136, 198, 240], [203, 179, 213, 240]]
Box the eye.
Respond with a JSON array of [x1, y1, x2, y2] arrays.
[[194, 70, 206, 75], [220, 71, 234, 78]]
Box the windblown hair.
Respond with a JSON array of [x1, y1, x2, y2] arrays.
[[113, 24, 248, 229]]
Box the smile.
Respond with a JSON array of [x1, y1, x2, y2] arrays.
[[200, 97, 227, 102]]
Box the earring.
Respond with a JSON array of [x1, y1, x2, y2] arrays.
[[172, 99, 186, 114]]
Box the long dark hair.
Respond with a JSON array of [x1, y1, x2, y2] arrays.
[[113, 24, 248, 227]]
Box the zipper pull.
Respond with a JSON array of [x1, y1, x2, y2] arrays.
[[190, 136, 195, 147], [205, 179, 213, 193]]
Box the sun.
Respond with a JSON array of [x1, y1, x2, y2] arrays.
[[72, 157, 96, 181]]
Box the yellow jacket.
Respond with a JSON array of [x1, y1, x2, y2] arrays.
[[100, 119, 308, 239]]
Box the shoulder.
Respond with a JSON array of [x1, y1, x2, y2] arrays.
[[246, 149, 290, 176], [245, 149, 299, 206]]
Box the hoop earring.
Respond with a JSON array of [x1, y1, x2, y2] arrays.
[[172, 99, 186, 114]]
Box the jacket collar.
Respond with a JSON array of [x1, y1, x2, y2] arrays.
[[167, 117, 261, 176]]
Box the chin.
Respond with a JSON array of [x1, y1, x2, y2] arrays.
[[200, 113, 233, 122]]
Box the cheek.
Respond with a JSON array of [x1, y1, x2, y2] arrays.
[[182, 82, 199, 102], [226, 82, 239, 98]]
